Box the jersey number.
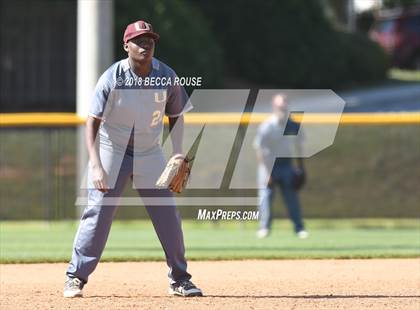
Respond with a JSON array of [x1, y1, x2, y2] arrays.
[[150, 110, 162, 127]]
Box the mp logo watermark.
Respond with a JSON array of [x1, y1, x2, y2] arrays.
[[76, 89, 345, 207]]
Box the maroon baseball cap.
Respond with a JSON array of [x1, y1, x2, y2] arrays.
[[123, 20, 159, 43]]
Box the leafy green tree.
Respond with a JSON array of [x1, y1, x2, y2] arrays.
[[195, 0, 389, 88], [115, 0, 223, 88]]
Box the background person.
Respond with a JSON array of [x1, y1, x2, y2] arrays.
[[254, 94, 308, 239]]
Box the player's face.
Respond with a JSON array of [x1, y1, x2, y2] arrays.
[[125, 35, 155, 64], [272, 95, 288, 120]]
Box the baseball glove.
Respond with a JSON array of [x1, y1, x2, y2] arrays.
[[292, 168, 306, 191], [156, 154, 192, 193]]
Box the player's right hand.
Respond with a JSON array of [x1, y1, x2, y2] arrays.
[[92, 166, 109, 193]]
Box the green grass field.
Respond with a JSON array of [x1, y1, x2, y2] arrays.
[[0, 219, 418, 263]]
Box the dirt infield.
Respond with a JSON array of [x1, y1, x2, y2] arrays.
[[1, 259, 419, 309]]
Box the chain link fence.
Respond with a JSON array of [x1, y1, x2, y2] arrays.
[[1, 120, 419, 220]]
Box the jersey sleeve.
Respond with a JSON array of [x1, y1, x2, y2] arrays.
[[253, 123, 269, 151], [165, 80, 193, 117], [254, 123, 274, 170], [88, 70, 113, 119]]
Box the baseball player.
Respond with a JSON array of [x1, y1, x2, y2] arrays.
[[64, 20, 202, 298], [254, 94, 308, 239]]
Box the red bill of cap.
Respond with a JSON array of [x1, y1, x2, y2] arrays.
[[123, 20, 159, 43]]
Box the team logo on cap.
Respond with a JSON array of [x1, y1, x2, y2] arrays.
[[134, 21, 151, 31]]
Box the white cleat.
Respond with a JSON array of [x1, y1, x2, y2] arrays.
[[169, 280, 203, 297], [256, 228, 270, 239], [297, 230, 309, 239], [63, 277, 84, 298]]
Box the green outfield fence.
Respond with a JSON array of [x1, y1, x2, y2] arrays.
[[0, 112, 419, 220]]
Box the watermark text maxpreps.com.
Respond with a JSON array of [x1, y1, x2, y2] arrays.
[[197, 209, 259, 221]]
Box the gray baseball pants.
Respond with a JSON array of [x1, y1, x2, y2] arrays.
[[66, 144, 191, 284]]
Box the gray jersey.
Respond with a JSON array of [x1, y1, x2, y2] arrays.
[[89, 57, 192, 155]]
